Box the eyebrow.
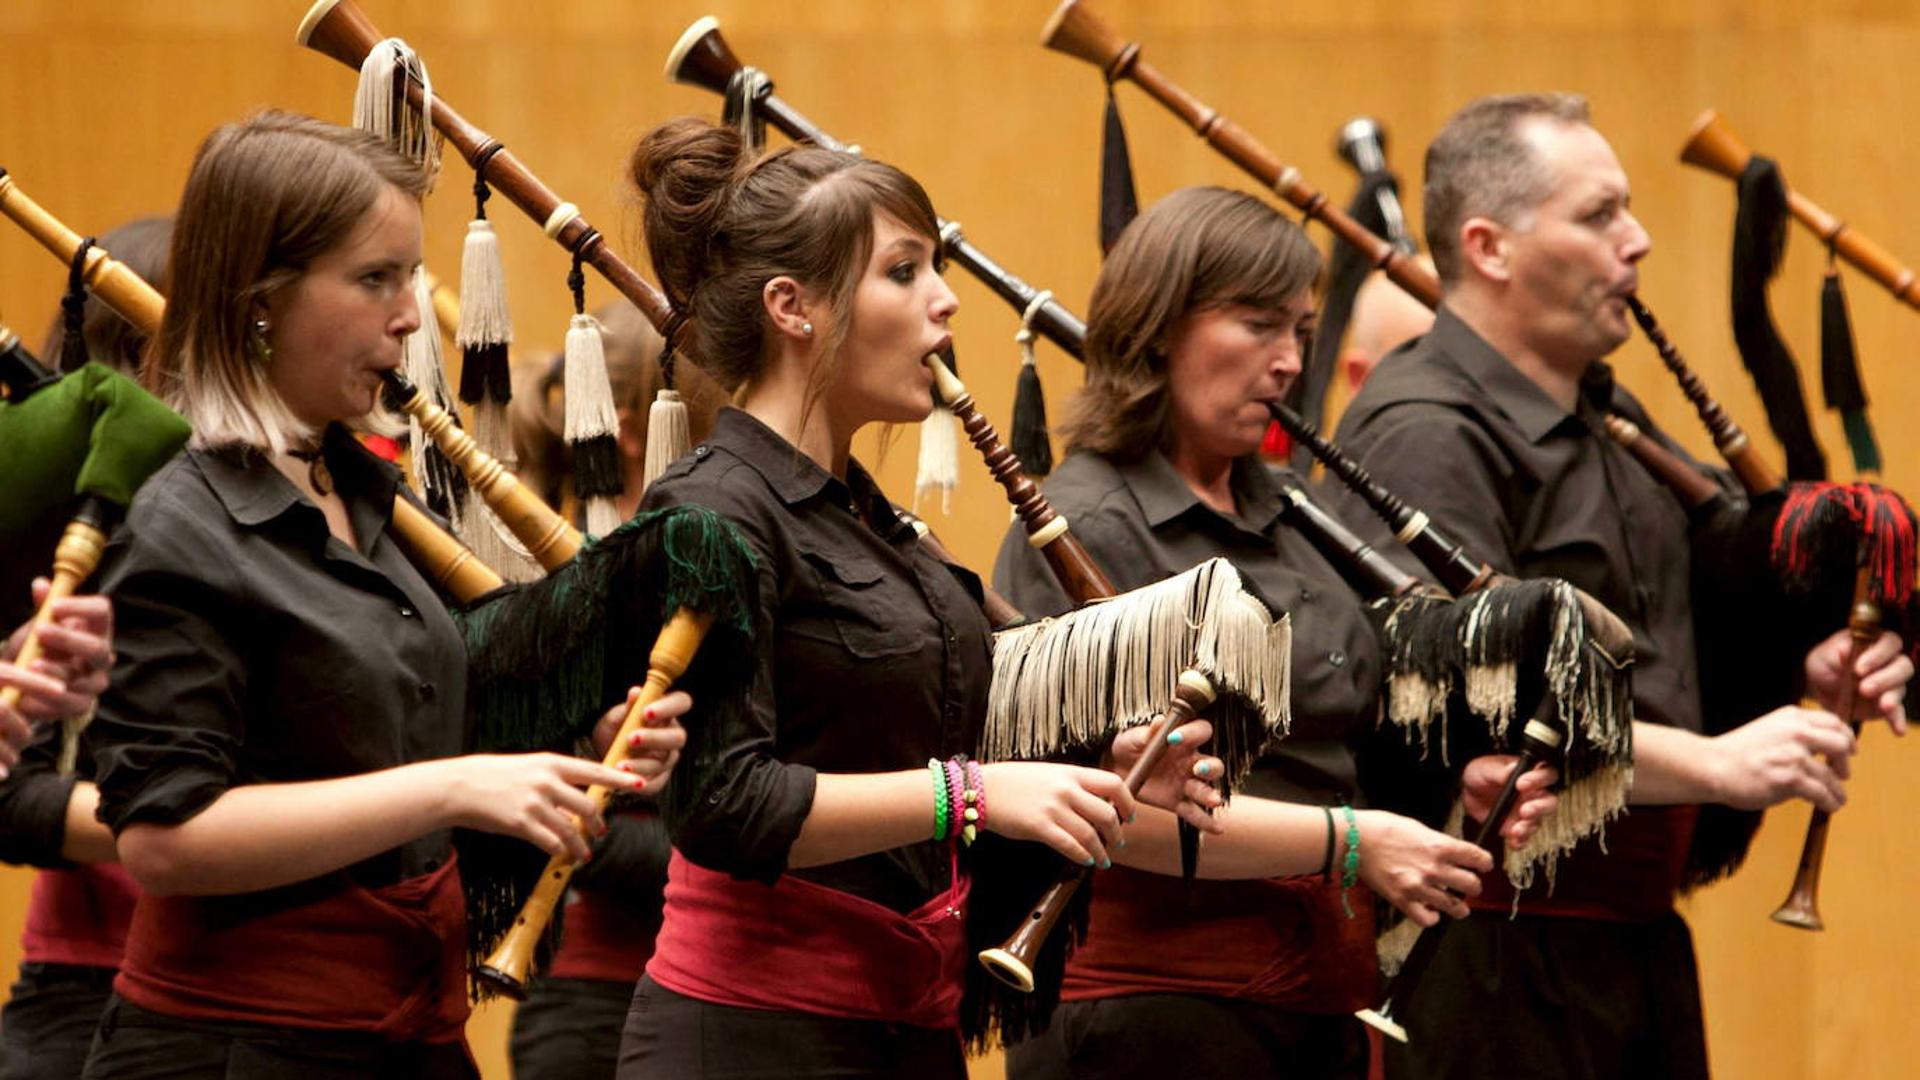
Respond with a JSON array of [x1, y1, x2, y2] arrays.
[[880, 236, 931, 259]]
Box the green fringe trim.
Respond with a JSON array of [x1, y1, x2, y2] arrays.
[[452, 503, 760, 990], [456, 504, 759, 752]]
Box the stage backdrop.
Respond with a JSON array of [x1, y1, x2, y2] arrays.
[[3, 2, 1917, 1077]]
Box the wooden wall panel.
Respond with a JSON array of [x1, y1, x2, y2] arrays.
[[5, 2, 1919, 1076]]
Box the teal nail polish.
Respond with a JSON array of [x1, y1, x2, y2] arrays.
[[1083, 857, 1096, 867], [1196, 761, 1214, 778], [1166, 731, 1184, 746], [1118, 838, 1128, 849], [1128, 811, 1137, 824], [1100, 858, 1113, 869]]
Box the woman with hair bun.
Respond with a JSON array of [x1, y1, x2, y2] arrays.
[[616, 117, 1223, 1078]]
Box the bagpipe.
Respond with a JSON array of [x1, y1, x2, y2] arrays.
[[663, 16, 1301, 1014], [290, 0, 786, 997], [1038, 0, 1920, 935], [1029, 1, 1638, 887], [0, 149, 757, 1001], [299, 4, 1300, 1032], [1622, 299, 1916, 932]]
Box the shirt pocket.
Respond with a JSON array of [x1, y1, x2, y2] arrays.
[[795, 550, 922, 660]]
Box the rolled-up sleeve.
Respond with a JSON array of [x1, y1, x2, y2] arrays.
[[642, 463, 817, 882], [90, 506, 248, 834], [0, 725, 80, 868]]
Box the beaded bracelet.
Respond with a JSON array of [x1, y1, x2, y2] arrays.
[[1338, 804, 1360, 919], [928, 758, 952, 842], [957, 756, 987, 845]]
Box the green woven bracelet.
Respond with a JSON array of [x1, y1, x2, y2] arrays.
[[929, 759, 951, 842], [1339, 804, 1360, 919]]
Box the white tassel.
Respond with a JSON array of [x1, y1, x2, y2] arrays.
[[352, 37, 439, 182], [642, 389, 691, 492], [985, 558, 1290, 780], [456, 219, 512, 351], [564, 313, 624, 536], [914, 402, 959, 515]]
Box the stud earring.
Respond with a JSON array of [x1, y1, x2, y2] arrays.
[[801, 321, 814, 336], [249, 318, 273, 364]]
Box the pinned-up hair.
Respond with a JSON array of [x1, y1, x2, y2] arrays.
[[627, 116, 940, 411]]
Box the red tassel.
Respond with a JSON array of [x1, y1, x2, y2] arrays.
[[1770, 481, 1917, 605]]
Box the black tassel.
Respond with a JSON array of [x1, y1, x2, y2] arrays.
[[459, 341, 512, 405], [1820, 267, 1881, 474], [1098, 83, 1139, 255], [1731, 157, 1826, 481], [1009, 357, 1053, 478], [59, 238, 95, 374], [571, 434, 624, 499]]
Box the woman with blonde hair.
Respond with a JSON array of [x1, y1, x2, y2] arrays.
[[81, 111, 686, 1079]]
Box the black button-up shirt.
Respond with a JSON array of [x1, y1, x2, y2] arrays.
[[641, 408, 991, 913], [1333, 306, 1702, 733], [992, 449, 1381, 804], [90, 425, 469, 888]]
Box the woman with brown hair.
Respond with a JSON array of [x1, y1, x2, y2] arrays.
[[78, 111, 687, 1079], [0, 215, 167, 1080], [993, 186, 1553, 1079], [616, 117, 1224, 1078]]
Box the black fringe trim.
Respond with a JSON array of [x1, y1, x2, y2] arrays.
[[958, 834, 1094, 1053]]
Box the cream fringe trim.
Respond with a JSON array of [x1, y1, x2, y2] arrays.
[[984, 558, 1290, 781]]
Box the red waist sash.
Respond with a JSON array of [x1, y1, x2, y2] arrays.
[[22, 863, 139, 969], [647, 850, 969, 1030], [548, 883, 659, 983], [1062, 866, 1377, 1012], [1471, 804, 1700, 922], [114, 855, 469, 1043]]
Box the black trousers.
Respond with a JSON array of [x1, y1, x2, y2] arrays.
[[510, 976, 634, 1079], [1382, 910, 1709, 1080], [616, 975, 967, 1079], [1, 962, 116, 1080], [81, 996, 478, 1080], [1005, 994, 1368, 1080]]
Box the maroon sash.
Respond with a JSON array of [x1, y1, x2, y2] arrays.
[[647, 851, 969, 1029], [1471, 804, 1700, 922], [1060, 866, 1377, 1011], [21, 863, 139, 969], [547, 884, 658, 983], [114, 855, 469, 1043]]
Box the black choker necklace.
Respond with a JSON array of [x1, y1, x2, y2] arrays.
[[286, 446, 333, 496]]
